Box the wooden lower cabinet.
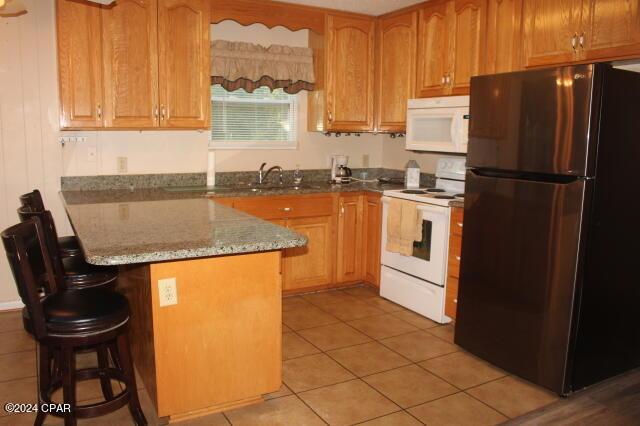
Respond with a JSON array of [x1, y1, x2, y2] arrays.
[[363, 193, 382, 287], [214, 191, 382, 293], [445, 207, 464, 320], [284, 216, 335, 291], [336, 194, 364, 284]]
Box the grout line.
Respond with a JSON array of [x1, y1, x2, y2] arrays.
[[463, 388, 514, 419], [350, 409, 408, 425], [292, 393, 330, 425]]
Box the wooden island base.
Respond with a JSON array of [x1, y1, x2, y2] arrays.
[[119, 251, 283, 422]]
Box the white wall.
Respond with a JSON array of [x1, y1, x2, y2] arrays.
[[0, 0, 69, 305], [381, 134, 442, 173]]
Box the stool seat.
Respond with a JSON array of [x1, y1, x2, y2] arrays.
[[58, 235, 82, 258], [23, 289, 129, 335], [62, 256, 118, 290]]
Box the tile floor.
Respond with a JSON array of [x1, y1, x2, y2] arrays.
[[0, 285, 563, 425]]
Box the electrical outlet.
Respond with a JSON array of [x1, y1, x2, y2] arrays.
[[87, 146, 97, 162], [158, 278, 178, 307], [362, 154, 370, 168], [117, 157, 128, 174]]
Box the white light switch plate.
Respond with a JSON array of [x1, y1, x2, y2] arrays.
[[158, 278, 178, 307]]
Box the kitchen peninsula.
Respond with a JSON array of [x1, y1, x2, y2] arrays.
[[61, 189, 306, 422]]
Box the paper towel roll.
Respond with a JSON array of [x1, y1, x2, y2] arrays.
[[207, 151, 215, 187]]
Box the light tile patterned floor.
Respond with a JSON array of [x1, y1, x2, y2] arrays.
[[0, 285, 563, 425]]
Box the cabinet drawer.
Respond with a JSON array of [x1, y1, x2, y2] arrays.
[[450, 208, 464, 237], [448, 234, 462, 279], [445, 276, 459, 319], [233, 195, 334, 220]]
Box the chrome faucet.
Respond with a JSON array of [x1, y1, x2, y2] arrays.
[[258, 163, 284, 185]]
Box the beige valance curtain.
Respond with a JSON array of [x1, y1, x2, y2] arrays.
[[211, 40, 315, 94]]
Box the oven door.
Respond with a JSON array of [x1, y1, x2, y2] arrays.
[[380, 197, 449, 285]]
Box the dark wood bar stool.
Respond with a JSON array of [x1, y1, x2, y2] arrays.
[[17, 208, 118, 291], [1, 218, 146, 426], [19, 190, 82, 258]]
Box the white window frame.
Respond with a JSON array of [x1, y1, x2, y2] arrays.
[[209, 86, 300, 150]]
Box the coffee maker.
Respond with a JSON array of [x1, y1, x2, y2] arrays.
[[330, 155, 352, 184]]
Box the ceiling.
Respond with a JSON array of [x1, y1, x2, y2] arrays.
[[276, 0, 426, 15]]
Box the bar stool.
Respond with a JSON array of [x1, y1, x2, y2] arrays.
[[17, 207, 118, 291], [19, 190, 82, 258], [1, 218, 146, 426]]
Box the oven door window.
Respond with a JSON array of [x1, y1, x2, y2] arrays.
[[412, 219, 433, 261]]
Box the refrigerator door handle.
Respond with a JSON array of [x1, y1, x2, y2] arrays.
[[468, 168, 586, 184]]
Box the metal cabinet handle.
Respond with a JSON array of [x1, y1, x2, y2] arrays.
[[454, 298, 458, 303], [455, 256, 461, 261], [327, 109, 333, 123], [571, 33, 578, 51], [445, 74, 451, 85], [579, 32, 585, 49], [456, 222, 463, 228], [441, 75, 446, 85], [280, 207, 292, 212], [340, 203, 345, 215], [97, 104, 102, 119], [154, 105, 159, 118], [160, 105, 166, 120]]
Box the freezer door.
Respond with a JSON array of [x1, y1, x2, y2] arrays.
[[455, 170, 589, 394], [467, 64, 599, 176]]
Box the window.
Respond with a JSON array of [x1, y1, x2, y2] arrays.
[[210, 85, 298, 149]]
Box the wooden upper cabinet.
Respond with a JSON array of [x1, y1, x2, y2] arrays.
[[581, 0, 640, 61], [375, 11, 418, 132], [325, 14, 376, 132], [484, 0, 523, 74], [158, 0, 211, 129], [57, 0, 104, 129], [449, 0, 487, 94], [102, 0, 159, 128], [522, 0, 583, 67], [415, 3, 450, 98]]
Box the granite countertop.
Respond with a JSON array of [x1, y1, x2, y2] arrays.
[[60, 191, 307, 266]]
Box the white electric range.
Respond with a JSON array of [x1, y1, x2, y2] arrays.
[[380, 157, 466, 323]]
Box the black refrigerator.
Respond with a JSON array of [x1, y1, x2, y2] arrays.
[[455, 63, 640, 395]]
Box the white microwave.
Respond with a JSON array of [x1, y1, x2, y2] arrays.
[[406, 96, 470, 153]]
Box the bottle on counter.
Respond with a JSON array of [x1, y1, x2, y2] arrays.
[[293, 165, 303, 184], [405, 160, 421, 189]]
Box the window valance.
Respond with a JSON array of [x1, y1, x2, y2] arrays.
[[211, 40, 315, 94]]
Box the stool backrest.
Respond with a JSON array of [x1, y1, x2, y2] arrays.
[[19, 190, 45, 212], [1, 218, 59, 339], [17, 207, 66, 285]]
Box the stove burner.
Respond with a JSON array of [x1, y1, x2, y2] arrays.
[[454, 194, 465, 198], [401, 190, 428, 194], [434, 195, 455, 200], [426, 188, 445, 193]]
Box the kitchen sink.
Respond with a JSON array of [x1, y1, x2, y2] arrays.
[[163, 183, 322, 193]]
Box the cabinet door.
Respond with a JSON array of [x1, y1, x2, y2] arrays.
[[415, 3, 450, 98], [522, 0, 583, 67], [283, 216, 335, 291], [581, 0, 640, 61], [325, 14, 376, 131], [57, 0, 104, 129], [336, 195, 364, 284], [102, 0, 159, 128], [449, 0, 487, 95], [485, 0, 523, 74], [445, 207, 464, 319], [157, 0, 210, 128], [376, 11, 417, 132], [362, 193, 382, 287]]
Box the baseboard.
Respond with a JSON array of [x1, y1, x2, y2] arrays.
[[0, 301, 24, 311]]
